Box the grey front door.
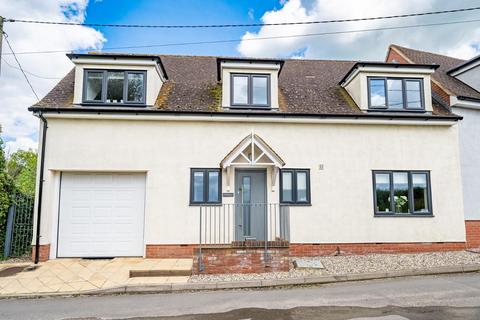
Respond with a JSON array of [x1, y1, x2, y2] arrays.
[[234, 169, 267, 241]]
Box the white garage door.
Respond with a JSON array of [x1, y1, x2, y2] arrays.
[[57, 172, 146, 258]]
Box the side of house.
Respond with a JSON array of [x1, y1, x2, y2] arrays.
[[386, 45, 480, 249]]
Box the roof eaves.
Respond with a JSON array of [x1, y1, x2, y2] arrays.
[[66, 53, 169, 80], [338, 61, 439, 86], [447, 55, 480, 75], [216, 57, 285, 80], [27, 106, 462, 121]]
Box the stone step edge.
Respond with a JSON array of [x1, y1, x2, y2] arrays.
[[3, 264, 480, 299], [129, 269, 192, 278]]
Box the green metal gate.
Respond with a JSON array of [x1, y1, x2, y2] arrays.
[[3, 193, 34, 258]]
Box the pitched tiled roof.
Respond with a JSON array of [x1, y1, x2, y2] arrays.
[[32, 53, 457, 118], [389, 44, 480, 100]]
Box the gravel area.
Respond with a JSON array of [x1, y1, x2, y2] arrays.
[[189, 250, 480, 283], [0, 256, 31, 264]]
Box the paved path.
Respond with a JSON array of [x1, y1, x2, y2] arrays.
[[1, 273, 480, 319], [0, 258, 191, 295]]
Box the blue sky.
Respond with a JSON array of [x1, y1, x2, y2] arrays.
[[85, 0, 281, 56]]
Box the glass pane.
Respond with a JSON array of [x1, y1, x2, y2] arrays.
[[252, 76, 268, 105], [208, 171, 219, 202], [232, 75, 248, 104], [282, 172, 293, 202], [241, 176, 251, 204], [369, 79, 386, 108], [127, 73, 145, 102], [412, 173, 429, 212], [85, 72, 103, 101], [393, 172, 409, 213], [193, 171, 204, 202], [106, 71, 124, 103], [242, 176, 251, 236], [296, 171, 308, 202], [387, 79, 404, 109], [375, 173, 391, 212], [406, 80, 422, 109]]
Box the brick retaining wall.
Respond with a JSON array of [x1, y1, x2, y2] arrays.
[[192, 247, 290, 274]]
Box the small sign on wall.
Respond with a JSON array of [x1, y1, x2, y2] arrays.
[[222, 192, 234, 197]]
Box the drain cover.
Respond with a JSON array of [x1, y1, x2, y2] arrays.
[[293, 259, 325, 269]]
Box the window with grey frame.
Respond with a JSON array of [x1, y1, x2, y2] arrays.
[[280, 169, 310, 204], [373, 170, 432, 216], [83, 70, 146, 105], [230, 73, 270, 108], [190, 169, 222, 205], [368, 77, 424, 111]]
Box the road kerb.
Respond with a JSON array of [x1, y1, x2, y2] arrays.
[[1, 264, 479, 299]]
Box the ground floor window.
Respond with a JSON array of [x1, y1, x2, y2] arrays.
[[280, 169, 311, 205], [373, 170, 432, 216], [190, 169, 221, 205]]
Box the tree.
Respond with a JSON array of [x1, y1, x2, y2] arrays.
[[6, 150, 37, 196]]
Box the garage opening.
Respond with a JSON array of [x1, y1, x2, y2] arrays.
[[57, 172, 146, 258]]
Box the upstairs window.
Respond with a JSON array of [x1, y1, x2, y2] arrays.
[[83, 70, 146, 105], [368, 77, 424, 111], [231, 74, 270, 108], [373, 170, 432, 216]]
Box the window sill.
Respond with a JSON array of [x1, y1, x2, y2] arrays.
[[366, 109, 428, 113], [374, 213, 434, 218], [228, 106, 273, 110], [81, 103, 147, 107], [280, 203, 312, 207], [189, 203, 223, 207]]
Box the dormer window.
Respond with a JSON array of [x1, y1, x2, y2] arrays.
[[231, 74, 270, 108], [83, 70, 146, 105], [368, 77, 424, 110], [218, 58, 283, 110]]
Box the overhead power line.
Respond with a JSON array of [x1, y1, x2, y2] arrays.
[[4, 6, 480, 29], [2, 18, 480, 56], [2, 32, 40, 101], [0, 57, 62, 79]]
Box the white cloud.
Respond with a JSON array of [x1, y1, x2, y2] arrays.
[[5, 137, 38, 155], [237, 0, 480, 60], [0, 0, 105, 152]]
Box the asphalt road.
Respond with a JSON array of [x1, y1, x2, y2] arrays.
[[1, 273, 480, 320]]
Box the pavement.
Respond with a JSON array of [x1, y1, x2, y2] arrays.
[[1, 273, 480, 319], [0, 258, 192, 295]]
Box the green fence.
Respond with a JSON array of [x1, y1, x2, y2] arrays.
[[3, 193, 34, 258]]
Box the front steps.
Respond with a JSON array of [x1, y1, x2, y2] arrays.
[[129, 258, 193, 278]]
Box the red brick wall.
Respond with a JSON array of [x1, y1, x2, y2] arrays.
[[431, 81, 451, 106], [192, 247, 290, 274], [386, 49, 409, 64], [466, 221, 480, 249], [146, 244, 196, 258], [31, 244, 50, 262], [289, 242, 465, 256]]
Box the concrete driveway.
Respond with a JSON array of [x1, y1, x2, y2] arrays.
[[0, 258, 191, 295]]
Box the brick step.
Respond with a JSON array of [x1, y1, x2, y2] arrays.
[[130, 269, 191, 278]]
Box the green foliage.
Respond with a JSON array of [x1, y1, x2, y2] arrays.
[[7, 150, 37, 196], [0, 136, 13, 256]]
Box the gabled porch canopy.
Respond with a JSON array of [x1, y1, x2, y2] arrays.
[[221, 132, 285, 192]]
